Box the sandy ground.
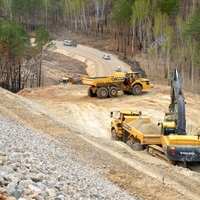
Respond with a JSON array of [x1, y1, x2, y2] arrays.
[[1, 43, 200, 200]]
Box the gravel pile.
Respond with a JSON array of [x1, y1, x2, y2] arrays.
[[128, 118, 160, 135], [0, 114, 138, 200]]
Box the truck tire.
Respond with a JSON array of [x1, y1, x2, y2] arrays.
[[132, 84, 142, 95], [88, 87, 97, 97], [131, 142, 144, 151], [97, 87, 108, 99], [126, 140, 133, 148], [109, 87, 118, 98], [111, 129, 120, 141]]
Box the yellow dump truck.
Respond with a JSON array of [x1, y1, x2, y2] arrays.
[[82, 72, 151, 99], [110, 110, 162, 151]]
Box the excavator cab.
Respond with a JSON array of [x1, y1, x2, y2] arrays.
[[161, 121, 176, 136]]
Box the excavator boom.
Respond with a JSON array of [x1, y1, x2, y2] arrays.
[[169, 68, 186, 135]]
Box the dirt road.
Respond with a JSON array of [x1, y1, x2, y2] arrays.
[[54, 41, 132, 76], [1, 43, 200, 200]]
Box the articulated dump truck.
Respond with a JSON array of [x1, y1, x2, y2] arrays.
[[110, 69, 200, 166], [110, 110, 162, 152], [81, 72, 151, 99]]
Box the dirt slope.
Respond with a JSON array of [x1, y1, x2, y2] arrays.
[[16, 84, 200, 199], [1, 44, 200, 199], [0, 82, 199, 200]]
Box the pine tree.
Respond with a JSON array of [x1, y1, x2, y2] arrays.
[[0, 19, 30, 92], [34, 25, 55, 87], [157, 0, 179, 16]]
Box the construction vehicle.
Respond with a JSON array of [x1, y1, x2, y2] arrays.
[[61, 74, 88, 84], [81, 71, 151, 99], [110, 110, 162, 151], [157, 68, 200, 163], [110, 68, 200, 165]]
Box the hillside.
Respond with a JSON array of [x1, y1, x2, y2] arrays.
[[0, 43, 200, 199]]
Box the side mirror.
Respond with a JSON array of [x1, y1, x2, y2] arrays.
[[110, 111, 113, 117]]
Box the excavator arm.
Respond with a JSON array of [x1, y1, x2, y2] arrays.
[[169, 68, 186, 134], [163, 68, 186, 135]]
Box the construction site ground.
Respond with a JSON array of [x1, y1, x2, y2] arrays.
[[1, 41, 200, 200]]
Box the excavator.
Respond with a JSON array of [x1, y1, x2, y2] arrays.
[[152, 68, 200, 164], [110, 68, 200, 166]]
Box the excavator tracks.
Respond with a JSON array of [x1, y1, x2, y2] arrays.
[[147, 145, 171, 163], [146, 145, 189, 167]]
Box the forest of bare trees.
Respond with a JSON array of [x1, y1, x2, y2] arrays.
[[1, 0, 200, 93]]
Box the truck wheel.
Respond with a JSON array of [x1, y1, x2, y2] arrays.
[[126, 140, 133, 148], [131, 142, 144, 151], [132, 85, 142, 95], [97, 87, 108, 99], [88, 87, 97, 97], [109, 87, 118, 98], [111, 129, 120, 141]]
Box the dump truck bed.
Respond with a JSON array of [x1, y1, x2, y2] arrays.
[[82, 74, 125, 87], [123, 117, 161, 145]]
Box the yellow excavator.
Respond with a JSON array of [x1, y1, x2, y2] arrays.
[[155, 68, 200, 164]]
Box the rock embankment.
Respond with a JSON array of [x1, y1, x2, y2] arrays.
[[0, 114, 139, 200]]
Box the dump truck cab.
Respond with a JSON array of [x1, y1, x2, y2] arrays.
[[110, 110, 142, 140], [123, 72, 151, 95]]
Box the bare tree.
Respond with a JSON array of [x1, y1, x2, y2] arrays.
[[132, 0, 150, 52]]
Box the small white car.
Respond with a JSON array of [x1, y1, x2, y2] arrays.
[[63, 40, 77, 47], [115, 66, 122, 72], [103, 54, 110, 60]]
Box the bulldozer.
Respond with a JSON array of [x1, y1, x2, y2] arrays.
[[61, 74, 88, 84]]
